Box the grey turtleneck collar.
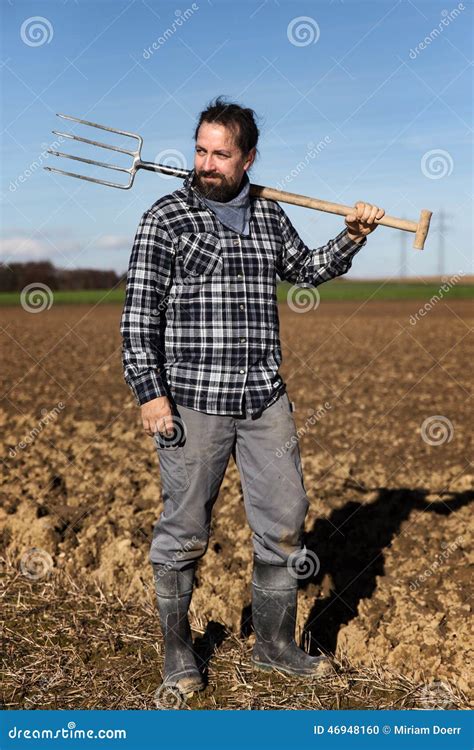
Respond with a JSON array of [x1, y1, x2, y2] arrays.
[[197, 171, 251, 236]]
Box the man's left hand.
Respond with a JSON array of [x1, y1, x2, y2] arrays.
[[345, 201, 385, 243]]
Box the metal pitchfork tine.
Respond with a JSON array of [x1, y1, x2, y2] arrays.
[[44, 112, 189, 189], [44, 113, 433, 250]]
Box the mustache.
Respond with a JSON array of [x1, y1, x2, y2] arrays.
[[199, 171, 225, 179]]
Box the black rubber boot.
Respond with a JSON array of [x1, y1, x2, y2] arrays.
[[251, 556, 333, 678], [152, 563, 204, 695]]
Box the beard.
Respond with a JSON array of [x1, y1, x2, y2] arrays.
[[193, 170, 243, 202]]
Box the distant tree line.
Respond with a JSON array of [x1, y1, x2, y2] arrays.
[[0, 261, 126, 292]]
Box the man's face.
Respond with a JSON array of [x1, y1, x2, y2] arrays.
[[193, 122, 255, 202]]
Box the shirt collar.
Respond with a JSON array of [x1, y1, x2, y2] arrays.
[[184, 168, 202, 208], [184, 168, 250, 209]]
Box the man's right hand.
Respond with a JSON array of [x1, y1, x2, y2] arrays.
[[141, 396, 174, 437]]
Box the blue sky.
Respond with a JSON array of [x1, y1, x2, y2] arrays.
[[1, 0, 472, 278]]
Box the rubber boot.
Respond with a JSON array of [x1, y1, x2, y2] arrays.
[[152, 562, 204, 695], [251, 556, 333, 678]]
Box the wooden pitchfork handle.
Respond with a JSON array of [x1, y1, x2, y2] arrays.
[[249, 183, 432, 251], [45, 114, 433, 250]]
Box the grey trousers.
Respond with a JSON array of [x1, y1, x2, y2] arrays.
[[149, 391, 310, 569]]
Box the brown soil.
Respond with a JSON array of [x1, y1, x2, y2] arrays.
[[1, 300, 472, 709]]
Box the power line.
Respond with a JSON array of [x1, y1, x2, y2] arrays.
[[434, 209, 453, 277]]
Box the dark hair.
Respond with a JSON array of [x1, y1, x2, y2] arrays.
[[194, 95, 260, 156]]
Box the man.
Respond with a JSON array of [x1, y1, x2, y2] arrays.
[[119, 96, 384, 697]]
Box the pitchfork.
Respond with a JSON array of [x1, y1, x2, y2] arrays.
[[44, 113, 432, 250]]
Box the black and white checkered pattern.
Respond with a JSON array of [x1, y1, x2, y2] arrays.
[[119, 169, 366, 417]]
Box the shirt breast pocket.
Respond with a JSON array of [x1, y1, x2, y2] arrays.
[[178, 232, 223, 278]]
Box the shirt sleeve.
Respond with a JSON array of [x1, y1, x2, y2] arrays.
[[275, 204, 367, 286], [119, 210, 174, 406]]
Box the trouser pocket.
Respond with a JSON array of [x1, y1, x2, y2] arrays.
[[155, 443, 190, 493]]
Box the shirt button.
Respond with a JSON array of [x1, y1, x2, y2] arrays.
[[239, 369, 245, 374], [237, 273, 243, 279], [239, 337, 246, 343], [233, 238, 240, 245]]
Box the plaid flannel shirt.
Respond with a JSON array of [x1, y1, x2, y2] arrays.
[[119, 169, 367, 418]]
